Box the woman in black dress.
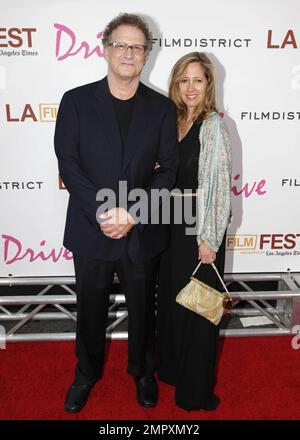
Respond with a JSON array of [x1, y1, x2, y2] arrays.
[[157, 52, 232, 411]]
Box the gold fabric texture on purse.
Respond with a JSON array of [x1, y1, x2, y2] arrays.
[[176, 262, 232, 326]]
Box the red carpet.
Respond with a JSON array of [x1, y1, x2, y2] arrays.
[[0, 336, 299, 420]]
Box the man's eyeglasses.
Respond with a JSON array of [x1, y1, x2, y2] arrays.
[[108, 42, 148, 55]]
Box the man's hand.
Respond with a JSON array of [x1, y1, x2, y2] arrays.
[[99, 208, 135, 239], [198, 241, 216, 264]]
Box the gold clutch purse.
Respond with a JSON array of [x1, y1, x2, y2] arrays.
[[176, 261, 232, 325]]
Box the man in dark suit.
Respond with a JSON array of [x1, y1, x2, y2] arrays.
[[54, 13, 178, 412]]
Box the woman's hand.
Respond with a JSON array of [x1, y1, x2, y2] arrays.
[[198, 241, 216, 264]]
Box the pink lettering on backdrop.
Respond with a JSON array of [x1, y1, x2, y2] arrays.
[[232, 174, 267, 198], [2, 235, 73, 265], [54, 23, 104, 61]]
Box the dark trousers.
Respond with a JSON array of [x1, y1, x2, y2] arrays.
[[73, 246, 158, 385]]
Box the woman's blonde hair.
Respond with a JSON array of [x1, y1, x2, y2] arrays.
[[169, 52, 217, 125]]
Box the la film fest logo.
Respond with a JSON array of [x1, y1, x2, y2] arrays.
[[5, 103, 58, 122], [0, 27, 38, 56], [227, 233, 300, 256], [267, 29, 298, 49]]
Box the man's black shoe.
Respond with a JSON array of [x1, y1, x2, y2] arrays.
[[64, 382, 93, 413], [135, 375, 158, 408]]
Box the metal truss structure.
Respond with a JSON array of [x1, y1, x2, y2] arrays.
[[0, 272, 300, 342]]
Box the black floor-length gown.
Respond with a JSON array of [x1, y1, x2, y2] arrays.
[[157, 121, 226, 411]]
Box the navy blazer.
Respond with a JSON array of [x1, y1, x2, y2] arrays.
[[54, 77, 178, 263]]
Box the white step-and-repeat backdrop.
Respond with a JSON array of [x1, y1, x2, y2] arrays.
[[1, 0, 299, 276]]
